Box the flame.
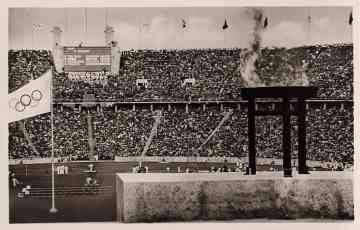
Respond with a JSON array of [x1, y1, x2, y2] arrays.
[[293, 61, 309, 86], [240, 51, 264, 87], [239, 8, 265, 87], [239, 8, 310, 87]]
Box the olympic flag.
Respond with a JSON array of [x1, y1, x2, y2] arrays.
[[8, 69, 58, 213], [8, 70, 51, 123]]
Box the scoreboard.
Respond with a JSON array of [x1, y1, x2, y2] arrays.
[[63, 46, 111, 72]]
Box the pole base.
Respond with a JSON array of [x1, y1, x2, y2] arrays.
[[49, 207, 58, 213]]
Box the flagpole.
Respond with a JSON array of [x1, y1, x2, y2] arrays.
[[65, 8, 69, 45], [138, 16, 141, 50], [183, 22, 186, 50], [85, 8, 88, 45], [32, 25, 34, 49], [182, 18, 186, 49], [105, 8, 108, 27], [49, 67, 58, 213], [307, 8, 311, 46]]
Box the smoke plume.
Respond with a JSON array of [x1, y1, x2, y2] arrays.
[[291, 61, 309, 86], [240, 8, 310, 87], [240, 8, 265, 87]]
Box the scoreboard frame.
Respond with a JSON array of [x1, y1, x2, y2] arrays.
[[63, 46, 111, 72]]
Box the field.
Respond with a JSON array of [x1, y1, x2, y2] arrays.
[[9, 160, 331, 223]]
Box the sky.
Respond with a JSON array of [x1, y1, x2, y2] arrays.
[[8, 7, 353, 50]]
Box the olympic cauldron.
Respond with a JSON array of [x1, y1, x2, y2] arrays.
[[241, 86, 318, 177], [114, 87, 353, 224]]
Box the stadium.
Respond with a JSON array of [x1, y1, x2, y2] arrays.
[[8, 7, 354, 223]]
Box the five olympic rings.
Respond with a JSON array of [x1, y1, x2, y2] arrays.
[[9, 90, 43, 112]]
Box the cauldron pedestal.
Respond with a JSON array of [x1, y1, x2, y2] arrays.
[[241, 86, 318, 177]]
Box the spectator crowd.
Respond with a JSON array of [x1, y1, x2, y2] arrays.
[[8, 104, 354, 166], [8, 44, 354, 167], [8, 50, 54, 93], [50, 44, 353, 102], [9, 45, 353, 101]]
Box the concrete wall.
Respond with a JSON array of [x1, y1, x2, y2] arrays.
[[116, 172, 353, 222]]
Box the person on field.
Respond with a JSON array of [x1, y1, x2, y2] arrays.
[[22, 186, 30, 196], [221, 159, 229, 172], [91, 178, 98, 186], [88, 163, 95, 172], [56, 165, 61, 175], [10, 171, 23, 198], [85, 176, 98, 186], [10, 172, 21, 189], [270, 160, 276, 171], [85, 176, 92, 186]]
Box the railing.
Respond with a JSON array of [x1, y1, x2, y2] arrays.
[[9, 156, 333, 168]]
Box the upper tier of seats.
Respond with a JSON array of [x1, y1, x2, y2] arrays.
[[9, 44, 353, 101]]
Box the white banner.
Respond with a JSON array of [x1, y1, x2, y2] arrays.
[[68, 72, 109, 84], [8, 70, 51, 123]]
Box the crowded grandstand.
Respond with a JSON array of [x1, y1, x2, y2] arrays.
[[8, 44, 354, 168]]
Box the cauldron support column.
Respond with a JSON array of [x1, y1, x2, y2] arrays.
[[248, 98, 256, 175], [282, 98, 292, 177], [241, 87, 317, 177], [297, 99, 308, 174]]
